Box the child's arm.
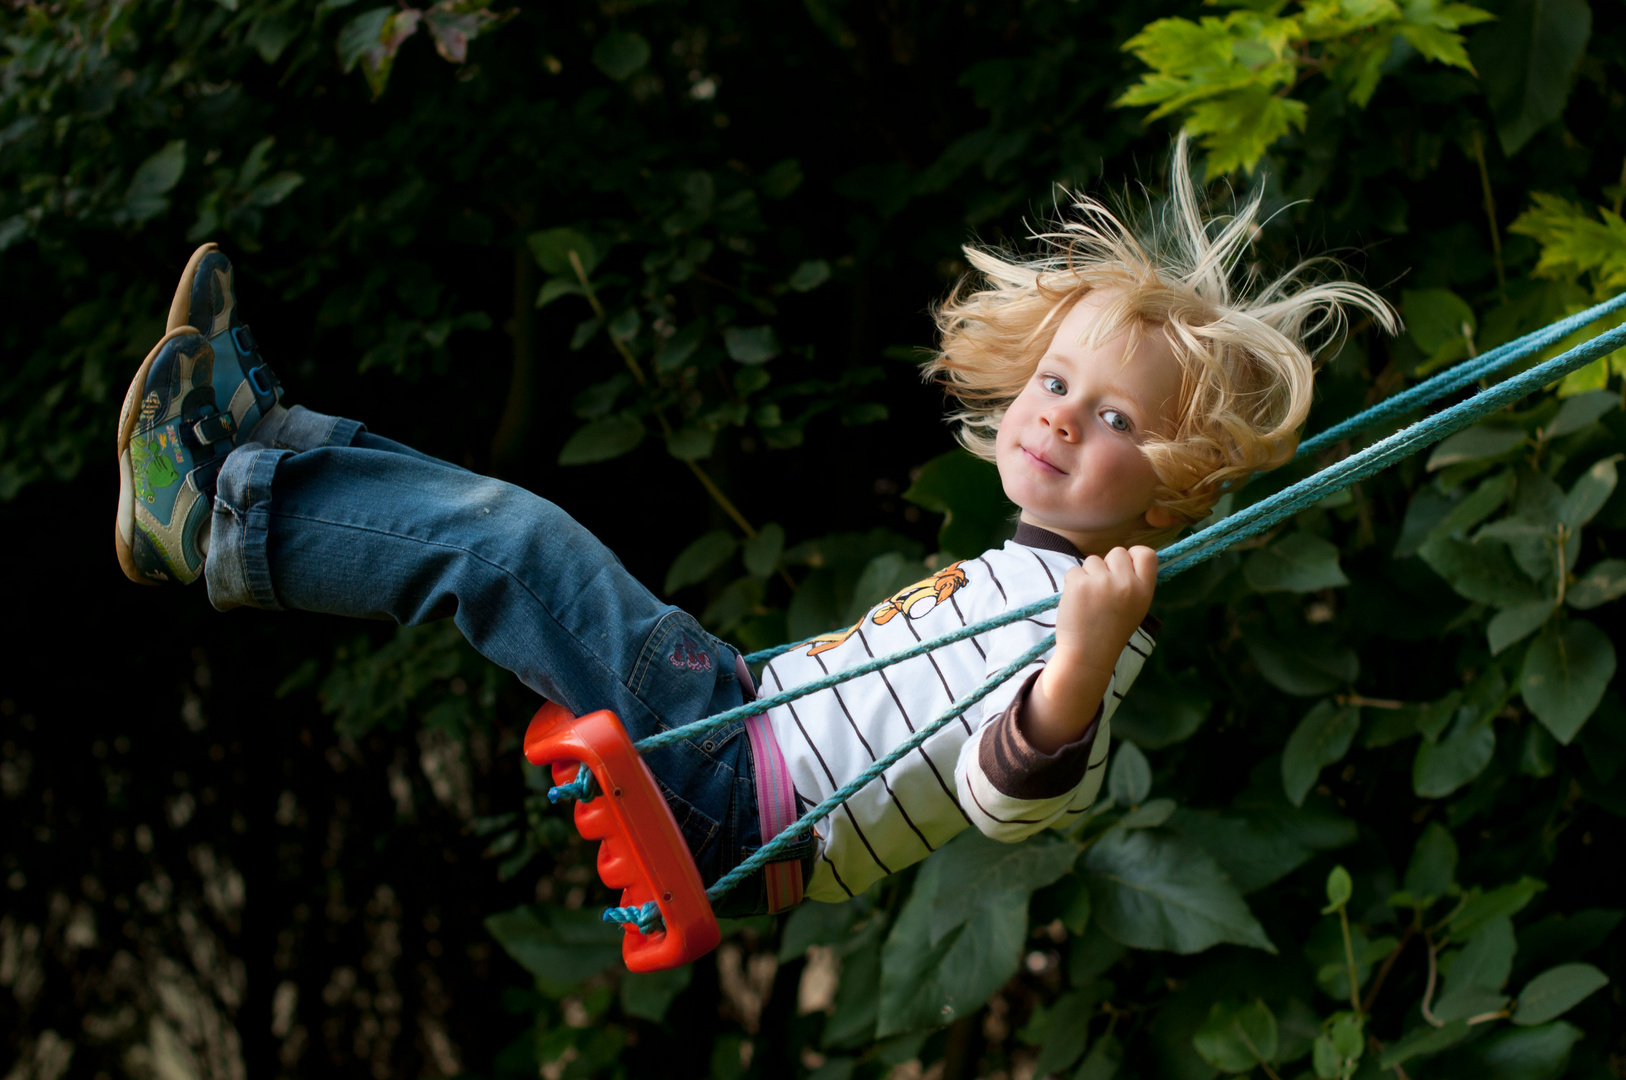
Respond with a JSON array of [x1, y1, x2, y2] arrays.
[[1023, 546, 1160, 754]]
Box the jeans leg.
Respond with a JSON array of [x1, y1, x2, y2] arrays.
[[205, 415, 757, 883]]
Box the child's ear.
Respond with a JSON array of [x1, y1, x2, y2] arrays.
[[1144, 504, 1181, 530]]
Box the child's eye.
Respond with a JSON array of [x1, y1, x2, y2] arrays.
[[1040, 375, 1067, 395], [1102, 409, 1131, 432]]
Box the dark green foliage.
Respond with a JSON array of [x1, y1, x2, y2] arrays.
[[4, 0, 1625, 1078]]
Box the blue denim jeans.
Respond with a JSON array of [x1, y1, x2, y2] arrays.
[[206, 406, 772, 909]]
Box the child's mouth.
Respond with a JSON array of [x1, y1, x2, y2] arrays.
[[1022, 446, 1066, 475]]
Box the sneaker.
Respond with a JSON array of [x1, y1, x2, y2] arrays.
[[166, 242, 285, 444], [114, 328, 232, 585]]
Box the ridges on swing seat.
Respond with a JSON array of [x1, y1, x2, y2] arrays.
[[522, 701, 721, 971]]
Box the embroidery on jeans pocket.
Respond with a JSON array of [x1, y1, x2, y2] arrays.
[[668, 633, 713, 673]]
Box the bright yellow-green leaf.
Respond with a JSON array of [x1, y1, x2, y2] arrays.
[[1184, 86, 1308, 174]]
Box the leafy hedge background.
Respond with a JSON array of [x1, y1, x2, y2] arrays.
[[3, 2, 1625, 1079]]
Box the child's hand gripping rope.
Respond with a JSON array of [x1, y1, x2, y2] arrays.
[[1026, 545, 1160, 754]]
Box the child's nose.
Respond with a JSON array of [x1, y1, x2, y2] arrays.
[[1041, 406, 1081, 441]]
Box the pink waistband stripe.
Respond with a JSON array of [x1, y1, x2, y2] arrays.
[[735, 655, 804, 912]]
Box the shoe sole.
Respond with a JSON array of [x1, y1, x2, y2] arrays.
[[166, 242, 221, 334], [115, 326, 204, 585]]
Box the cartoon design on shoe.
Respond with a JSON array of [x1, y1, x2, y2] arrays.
[[115, 328, 233, 585], [166, 242, 286, 445]]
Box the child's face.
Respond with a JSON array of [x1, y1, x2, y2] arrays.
[[995, 291, 1184, 555]]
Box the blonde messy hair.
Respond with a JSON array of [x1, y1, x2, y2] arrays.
[[925, 135, 1399, 540]]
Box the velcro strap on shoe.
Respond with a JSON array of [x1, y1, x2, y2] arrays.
[[191, 408, 237, 445], [231, 324, 260, 358], [246, 363, 279, 413]]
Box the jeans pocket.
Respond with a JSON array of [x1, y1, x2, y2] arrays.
[[629, 611, 737, 731]]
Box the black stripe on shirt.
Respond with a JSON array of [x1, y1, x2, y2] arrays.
[[1027, 548, 1060, 591], [977, 556, 1009, 603], [856, 627, 972, 826], [766, 665, 892, 877], [948, 593, 986, 659], [814, 655, 935, 856], [895, 611, 972, 736], [968, 780, 1044, 825]]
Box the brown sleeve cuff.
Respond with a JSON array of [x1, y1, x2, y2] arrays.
[[978, 669, 1103, 801]]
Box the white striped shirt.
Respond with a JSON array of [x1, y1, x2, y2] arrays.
[[760, 525, 1155, 902]]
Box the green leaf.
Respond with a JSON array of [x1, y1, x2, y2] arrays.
[[655, 320, 707, 372], [1413, 712, 1496, 798], [743, 523, 786, 578], [1241, 627, 1359, 696], [724, 325, 779, 364], [1083, 828, 1275, 954], [1426, 425, 1527, 471], [335, 7, 390, 71], [1520, 619, 1616, 743], [1418, 534, 1546, 607], [1108, 743, 1152, 806], [1458, 1021, 1583, 1080], [1435, 917, 1516, 1016], [484, 905, 622, 991], [789, 259, 831, 292], [759, 159, 805, 200], [620, 964, 693, 1022], [1469, 0, 1591, 156], [926, 833, 1078, 945], [878, 832, 1074, 1035], [1167, 793, 1356, 895], [592, 30, 650, 81], [1024, 988, 1095, 1074], [1544, 390, 1617, 438], [1323, 865, 1353, 912], [123, 139, 188, 223], [665, 424, 715, 461], [1404, 288, 1476, 356], [1110, 671, 1211, 749], [1119, 798, 1177, 829], [557, 412, 645, 465], [1243, 532, 1349, 592], [528, 227, 598, 278], [1559, 454, 1619, 531], [902, 450, 1017, 557], [664, 530, 738, 593], [1487, 599, 1555, 655], [1568, 558, 1626, 609], [1402, 821, 1458, 903], [1282, 700, 1361, 807], [536, 277, 585, 309], [1511, 963, 1609, 1025], [1073, 1033, 1124, 1080], [1456, 917, 1515, 982], [1378, 1021, 1470, 1068], [1451, 878, 1547, 940], [1194, 1000, 1278, 1072]]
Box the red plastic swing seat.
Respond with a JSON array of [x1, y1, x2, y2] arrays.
[[522, 701, 721, 971]]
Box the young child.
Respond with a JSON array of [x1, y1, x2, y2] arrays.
[[115, 139, 1394, 914]]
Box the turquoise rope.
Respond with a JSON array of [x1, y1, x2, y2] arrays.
[[1295, 290, 1626, 459], [547, 770, 597, 805], [696, 315, 1626, 902], [603, 901, 664, 934]]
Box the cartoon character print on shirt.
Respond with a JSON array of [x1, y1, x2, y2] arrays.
[[804, 562, 969, 657]]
